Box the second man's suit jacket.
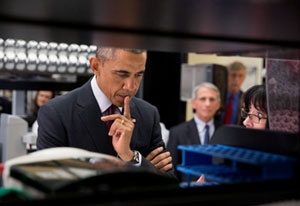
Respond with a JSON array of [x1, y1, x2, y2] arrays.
[[37, 79, 168, 173]]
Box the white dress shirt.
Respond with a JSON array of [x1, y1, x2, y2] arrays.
[[91, 75, 121, 114], [193, 115, 215, 144]]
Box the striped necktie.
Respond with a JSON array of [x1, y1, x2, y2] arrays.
[[104, 104, 117, 156], [204, 124, 210, 145], [105, 104, 117, 131], [224, 94, 233, 124]]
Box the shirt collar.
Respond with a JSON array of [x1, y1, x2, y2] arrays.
[[91, 75, 122, 113], [193, 115, 214, 132]]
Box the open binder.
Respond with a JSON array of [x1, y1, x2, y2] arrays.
[[4, 148, 178, 195]]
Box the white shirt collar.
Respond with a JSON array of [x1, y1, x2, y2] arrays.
[[91, 75, 111, 113], [193, 115, 214, 131], [91, 75, 123, 113], [193, 115, 215, 144]]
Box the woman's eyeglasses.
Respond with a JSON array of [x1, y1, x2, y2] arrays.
[[241, 108, 267, 123]]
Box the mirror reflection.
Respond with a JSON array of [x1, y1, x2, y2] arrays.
[[0, 37, 299, 196]]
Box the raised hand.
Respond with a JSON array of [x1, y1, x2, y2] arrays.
[[101, 96, 136, 161]]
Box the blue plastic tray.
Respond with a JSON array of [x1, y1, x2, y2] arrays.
[[177, 145, 297, 185]]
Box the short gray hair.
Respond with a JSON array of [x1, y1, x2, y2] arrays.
[[192, 82, 221, 101], [96, 47, 146, 65], [228, 61, 246, 72]]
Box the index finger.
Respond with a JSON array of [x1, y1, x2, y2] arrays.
[[123, 96, 131, 119], [101, 114, 122, 121]]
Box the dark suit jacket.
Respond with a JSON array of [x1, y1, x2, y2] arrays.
[[236, 90, 244, 125], [222, 90, 244, 125], [37, 79, 170, 174], [167, 118, 221, 181]]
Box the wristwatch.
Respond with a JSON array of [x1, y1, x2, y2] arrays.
[[129, 150, 141, 165]]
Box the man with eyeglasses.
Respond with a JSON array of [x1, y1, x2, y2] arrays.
[[167, 82, 222, 181]]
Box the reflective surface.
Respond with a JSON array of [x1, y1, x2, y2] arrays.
[[0, 0, 299, 53]]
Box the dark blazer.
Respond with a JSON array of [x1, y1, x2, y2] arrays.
[[222, 90, 244, 125], [167, 118, 221, 181], [237, 90, 244, 125], [37, 79, 169, 174]]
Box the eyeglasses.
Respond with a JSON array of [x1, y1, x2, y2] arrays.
[[241, 108, 267, 123]]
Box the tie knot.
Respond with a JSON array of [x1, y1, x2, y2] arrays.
[[107, 104, 117, 115], [205, 124, 209, 130]]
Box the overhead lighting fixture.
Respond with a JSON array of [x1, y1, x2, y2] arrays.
[[37, 53, 48, 72], [27, 53, 37, 71], [0, 38, 3, 69], [36, 41, 48, 72], [27, 40, 38, 53], [67, 44, 79, 73], [15, 40, 27, 71], [4, 39, 15, 70], [0, 38, 95, 76], [38, 41, 48, 52], [48, 54, 58, 73], [77, 55, 88, 74], [56, 43, 68, 73], [0, 50, 4, 70], [48, 42, 58, 55], [0, 38, 4, 48], [0, 38, 4, 70], [88, 45, 97, 59], [80, 44, 88, 53], [68, 55, 77, 74], [27, 40, 38, 71], [57, 55, 68, 73], [16, 52, 26, 71]]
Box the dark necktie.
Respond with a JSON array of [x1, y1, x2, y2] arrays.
[[105, 104, 117, 131], [204, 124, 210, 145], [224, 94, 233, 124], [104, 104, 117, 156]]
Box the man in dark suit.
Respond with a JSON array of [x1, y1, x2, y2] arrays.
[[37, 47, 172, 174], [167, 82, 222, 181], [222, 61, 246, 125]]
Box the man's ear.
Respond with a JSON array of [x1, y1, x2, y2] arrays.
[[191, 99, 196, 110], [216, 100, 221, 110], [89, 57, 101, 75]]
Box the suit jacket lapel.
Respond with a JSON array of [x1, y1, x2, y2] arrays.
[[189, 119, 201, 144], [76, 80, 114, 154], [210, 119, 222, 143]]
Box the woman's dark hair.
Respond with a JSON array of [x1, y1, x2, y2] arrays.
[[32, 90, 55, 117], [243, 85, 269, 128], [243, 85, 267, 113]]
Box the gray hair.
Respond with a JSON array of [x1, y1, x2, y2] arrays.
[[96, 47, 146, 65], [228, 61, 246, 72], [192, 82, 221, 101]]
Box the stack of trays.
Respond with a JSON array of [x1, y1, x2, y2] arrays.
[[177, 145, 297, 187]]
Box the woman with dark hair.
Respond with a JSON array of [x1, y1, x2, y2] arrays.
[[26, 90, 55, 127], [197, 85, 269, 183], [30, 90, 55, 136], [32, 91, 55, 118], [242, 85, 268, 129]]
